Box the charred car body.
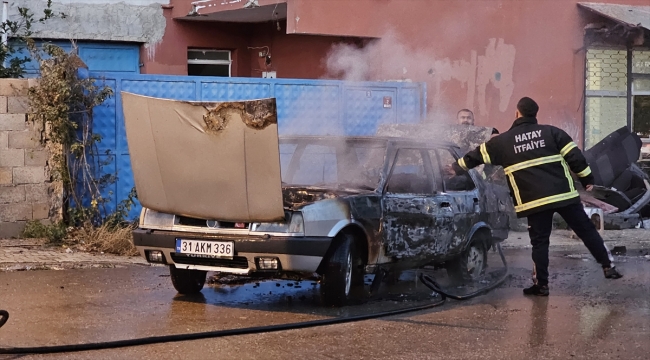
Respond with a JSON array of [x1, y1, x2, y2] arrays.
[[123, 93, 511, 306], [133, 136, 511, 305]]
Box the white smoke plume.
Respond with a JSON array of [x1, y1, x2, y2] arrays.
[[323, 30, 432, 83], [322, 30, 458, 125]]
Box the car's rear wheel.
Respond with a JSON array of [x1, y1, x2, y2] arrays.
[[447, 236, 488, 283], [169, 265, 207, 294], [320, 233, 365, 306]]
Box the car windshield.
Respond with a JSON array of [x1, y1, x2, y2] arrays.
[[280, 138, 387, 190]]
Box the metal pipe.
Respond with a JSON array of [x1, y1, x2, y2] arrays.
[[1, 1, 8, 47], [1, 1, 7, 70], [627, 47, 633, 131]]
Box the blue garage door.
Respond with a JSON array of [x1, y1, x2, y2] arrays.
[[16, 41, 140, 76]]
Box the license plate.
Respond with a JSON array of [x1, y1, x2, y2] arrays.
[[175, 239, 234, 258]]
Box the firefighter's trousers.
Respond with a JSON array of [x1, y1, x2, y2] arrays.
[[527, 202, 613, 286]]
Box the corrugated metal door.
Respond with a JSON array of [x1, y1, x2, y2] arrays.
[[89, 74, 426, 219]]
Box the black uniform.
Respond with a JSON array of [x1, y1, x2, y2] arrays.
[[453, 116, 614, 287]]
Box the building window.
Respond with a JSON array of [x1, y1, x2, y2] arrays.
[[584, 48, 628, 148], [187, 49, 231, 77], [632, 50, 650, 138], [632, 50, 650, 173], [585, 48, 650, 174]]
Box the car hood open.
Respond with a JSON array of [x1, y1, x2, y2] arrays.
[[121, 92, 285, 222], [582, 127, 650, 223], [583, 126, 643, 187]]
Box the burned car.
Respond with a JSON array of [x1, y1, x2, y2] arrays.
[[122, 92, 511, 306], [133, 135, 511, 305]]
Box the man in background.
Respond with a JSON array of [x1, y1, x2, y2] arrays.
[[457, 109, 475, 125], [458, 108, 499, 137]]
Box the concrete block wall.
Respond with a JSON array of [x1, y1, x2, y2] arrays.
[[0, 79, 56, 238]]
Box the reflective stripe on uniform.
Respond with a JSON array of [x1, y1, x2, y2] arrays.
[[560, 142, 577, 157], [507, 173, 522, 206], [458, 158, 469, 171], [503, 155, 563, 174], [560, 159, 575, 193], [480, 143, 492, 164], [514, 191, 579, 213], [577, 166, 592, 177]]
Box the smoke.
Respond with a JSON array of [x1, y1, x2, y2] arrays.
[[278, 30, 473, 185], [324, 40, 382, 82], [323, 30, 431, 83], [322, 29, 518, 131], [322, 30, 459, 125]]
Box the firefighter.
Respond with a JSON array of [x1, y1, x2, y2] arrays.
[[451, 97, 623, 296]]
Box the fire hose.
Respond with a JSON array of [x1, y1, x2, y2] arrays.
[[0, 244, 508, 355], [0, 297, 447, 354], [419, 243, 509, 300]]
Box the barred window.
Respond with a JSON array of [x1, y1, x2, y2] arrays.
[[187, 49, 231, 77]]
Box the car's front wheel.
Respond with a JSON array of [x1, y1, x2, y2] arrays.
[[320, 233, 364, 306], [169, 265, 207, 294], [447, 236, 488, 283]]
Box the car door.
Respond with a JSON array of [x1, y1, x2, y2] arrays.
[[441, 147, 511, 240], [381, 147, 454, 260], [433, 148, 482, 255]]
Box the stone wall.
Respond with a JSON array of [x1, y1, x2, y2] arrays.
[[10, 0, 166, 45], [0, 79, 57, 238]]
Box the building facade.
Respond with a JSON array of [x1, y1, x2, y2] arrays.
[[151, 0, 650, 150], [10, 0, 650, 149]]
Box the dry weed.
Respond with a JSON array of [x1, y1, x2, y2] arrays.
[[71, 223, 139, 256]]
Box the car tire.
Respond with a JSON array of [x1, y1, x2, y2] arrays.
[[320, 233, 364, 306], [169, 265, 207, 294], [447, 237, 488, 283]]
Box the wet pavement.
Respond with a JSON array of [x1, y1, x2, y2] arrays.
[[0, 245, 649, 359], [0, 239, 147, 272]]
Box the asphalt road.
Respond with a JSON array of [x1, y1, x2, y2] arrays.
[[0, 247, 649, 360]]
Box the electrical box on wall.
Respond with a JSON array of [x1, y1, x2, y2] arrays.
[[262, 71, 276, 78]]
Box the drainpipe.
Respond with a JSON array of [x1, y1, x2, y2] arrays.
[[2, 1, 7, 69], [626, 46, 632, 132], [1, 1, 7, 45]]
